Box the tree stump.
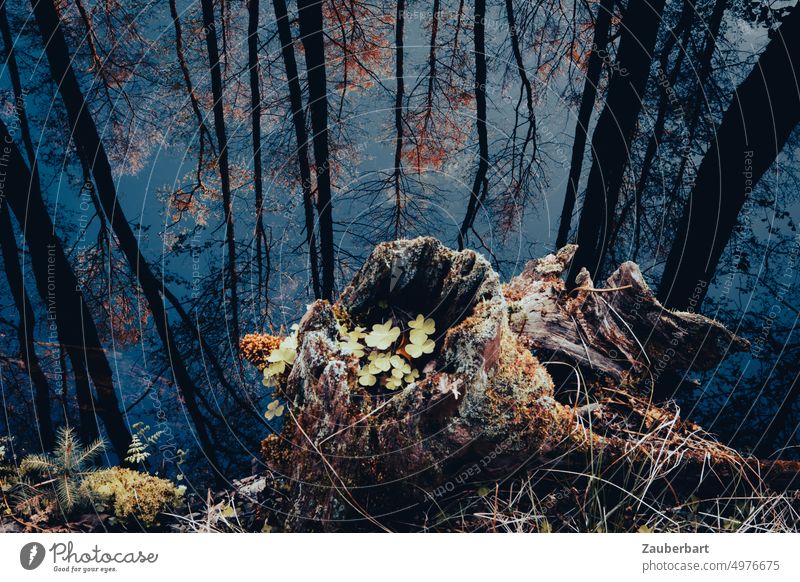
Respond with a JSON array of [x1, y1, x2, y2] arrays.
[[250, 238, 796, 531]]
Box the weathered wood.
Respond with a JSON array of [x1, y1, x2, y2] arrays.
[[505, 244, 749, 388], [250, 238, 794, 531]]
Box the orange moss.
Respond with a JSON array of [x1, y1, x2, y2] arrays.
[[240, 333, 282, 371], [502, 284, 526, 302]]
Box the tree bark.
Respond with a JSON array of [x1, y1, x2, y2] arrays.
[[0, 207, 55, 451], [272, 0, 321, 299], [1, 1, 54, 450], [0, 119, 130, 458], [423, 0, 440, 127], [392, 0, 405, 237], [169, 0, 215, 161], [658, 4, 800, 310], [31, 0, 221, 478], [567, 0, 666, 285], [248, 0, 268, 310], [458, 0, 489, 250], [199, 0, 239, 340], [556, 0, 615, 250], [620, 0, 694, 258], [297, 0, 335, 300]]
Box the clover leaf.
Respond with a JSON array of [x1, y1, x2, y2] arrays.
[[357, 365, 377, 387], [339, 336, 365, 358], [404, 368, 420, 383], [408, 314, 436, 335], [365, 320, 401, 350], [265, 399, 285, 420], [368, 351, 392, 372], [268, 335, 298, 367], [385, 376, 403, 390], [406, 329, 435, 358]]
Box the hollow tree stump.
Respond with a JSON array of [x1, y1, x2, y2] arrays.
[[251, 238, 795, 531]]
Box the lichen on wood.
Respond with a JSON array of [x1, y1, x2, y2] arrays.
[[240, 238, 798, 531]]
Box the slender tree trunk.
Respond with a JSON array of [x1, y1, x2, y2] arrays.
[[0, 2, 38, 181], [409, 0, 439, 174], [567, 0, 666, 285], [392, 0, 405, 237], [272, 0, 321, 299], [0, 119, 130, 458], [424, 0, 440, 124], [556, 0, 614, 250], [169, 0, 215, 159], [505, 0, 536, 156], [458, 0, 489, 250], [248, 0, 268, 310], [297, 0, 335, 300], [31, 0, 222, 478], [668, 0, 727, 204], [622, 0, 694, 258], [0, 207, 55, 451], [659, 6, 800, 311], [1, 2, 54, 449], [199, 0, 239, 341]]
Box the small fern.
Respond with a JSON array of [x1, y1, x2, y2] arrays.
[[124, 423, 164, 464], [125, 434, 149, 464]]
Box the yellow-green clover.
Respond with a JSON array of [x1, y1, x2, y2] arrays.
[[265, 399, 285, 420], [357, 363, 378, 387], [408, 314, 436, 335], [406, 328, 435, 358], [262, 333, 298, 386], [338, 325, 367, 357], [365, 320, 401, 350], [404, 368, 420, 384], [385, 375, 403, 390], [390, 355, 411, 376], [368, 351, 392, 372], [267, 334, 298, 372], [384, 356, 413, 391], [339, 336, 365, 358], [339, 324, 366, 340]]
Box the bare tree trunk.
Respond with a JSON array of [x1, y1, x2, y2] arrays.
[[0, 119, 130, 458], [424, 0, 439, 125], [0, 207, 55, 451], [668, 0, 727, 205], [567, 0, 666, 285], [659, 5, 800, 311], [458, 0, 489, 250], [392, 0, 405, 237], [0, 2, 38, 180], [248, 0, 268, 311], [199, 0, 239, 341], [505, 0, 536, 158], [297, 0, 335, 300], [31, 0, 222, 478], [556, 0, 614, 250], [619, 0, 694, 258], [272, 0, 321, 299], [0, 2, 54, 450], [169, 0, 215, 161]]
